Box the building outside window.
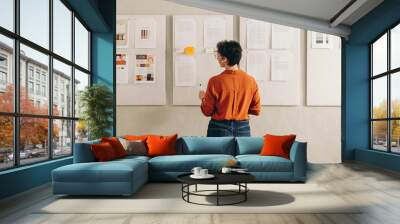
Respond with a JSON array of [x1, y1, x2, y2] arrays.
[[28, 66, 34, 80], [0, 54, 7, 91], [28, 81, 34, 94]]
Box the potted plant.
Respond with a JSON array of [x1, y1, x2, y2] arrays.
[[79, 84, 113, 140]]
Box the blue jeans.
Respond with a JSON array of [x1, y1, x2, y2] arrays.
[[207, 119, 251, 137]]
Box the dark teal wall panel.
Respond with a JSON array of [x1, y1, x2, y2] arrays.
[[65, 0, 110, 32], [92, 32, 115, 136], [355, 149, 400, 172], [0, 158, 72, 199], [343, 44, 370, 160]]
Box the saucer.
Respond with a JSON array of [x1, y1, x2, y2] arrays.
[[190, 174, 215, 179]]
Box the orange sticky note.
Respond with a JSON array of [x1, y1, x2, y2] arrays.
[[184, 46, 195, 56]]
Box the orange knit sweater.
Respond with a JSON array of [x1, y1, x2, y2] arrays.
[[200, 69, 261, 120]]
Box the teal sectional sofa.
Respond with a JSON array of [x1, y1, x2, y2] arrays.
[[52, 137, 307, 196]]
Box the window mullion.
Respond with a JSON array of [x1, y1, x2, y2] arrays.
[[13, 0, 21, 167], [71, 11, 76, 154], [388, 30, 391, 152], [48, 0, 54, 160]]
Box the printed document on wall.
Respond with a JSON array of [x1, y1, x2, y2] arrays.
[[116, 52, 129, 84], [271, 24, 292, 49], [174, 18, 196, 49], [246, 51, 268, 81], [246, 19, 268, 49], [175, 55, 196, 86], [116, 19, 129, 48], [204, 17, 226, 50], [134, 54, 156, 84], [271, 52, 292, 81], [134, 18, 157, 49]]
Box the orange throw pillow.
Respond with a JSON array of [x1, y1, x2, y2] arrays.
[[124, 135, 149, 141], [91, 142, 117, 161], [101, 137, 127, 158], [146, 134, 178, 157], [259, 134, 296, 159]]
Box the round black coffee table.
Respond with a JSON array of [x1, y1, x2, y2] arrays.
[[177, 173, 255, 206]]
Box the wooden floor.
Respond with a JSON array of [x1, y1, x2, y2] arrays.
[[1, 162, 400, 224]]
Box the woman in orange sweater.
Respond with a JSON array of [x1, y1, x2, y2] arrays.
[[199, 40, 261, 137]]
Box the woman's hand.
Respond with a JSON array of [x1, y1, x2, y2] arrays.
[[198, 90, 206, 100]]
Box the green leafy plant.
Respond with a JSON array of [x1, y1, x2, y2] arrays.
[[79, 84, 113, 140]]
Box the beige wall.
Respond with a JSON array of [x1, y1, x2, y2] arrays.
[[116, 0, 342, 163]]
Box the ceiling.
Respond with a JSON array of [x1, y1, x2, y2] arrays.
[[225, 0, 354, 24], [165, 0, 384, 37]]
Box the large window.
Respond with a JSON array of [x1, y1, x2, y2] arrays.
[[0, 0, 91, 170], [371, 23, 400, 153]]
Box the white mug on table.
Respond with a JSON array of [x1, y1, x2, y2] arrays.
[[191, 167, 202, 176], [199, 169, 208, 176]]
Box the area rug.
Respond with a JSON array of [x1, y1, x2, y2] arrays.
[[37, 183, 362, 214]]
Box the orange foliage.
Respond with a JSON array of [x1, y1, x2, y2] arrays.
[[0, 84, 60, 149]]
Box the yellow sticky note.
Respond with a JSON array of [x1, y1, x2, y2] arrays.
[[184, 46, 195, 56]]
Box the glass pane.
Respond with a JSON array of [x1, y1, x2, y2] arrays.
[[0, 0, 13, 31], [53, 59, 72, 117], [53, 0, 72, 60], [20, 44, 49, 115], [20, 0, 49, 49], [392, 72, 400, 118], [0, 116, 13, 170], [372, 121, 388, 151], [75, 120, 88, 143], [0, 35, 14, 112], [74, 18, 89, 70], [53, 119, 72, 157], [391, 120, 400, 153], [391, 24, 400, 70], [20, 117, 49, 165], [74, 69, 89, 118], [372, 77, 387, 119], [372, 33, 387, 76]]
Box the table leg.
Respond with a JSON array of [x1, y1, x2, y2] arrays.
[[217, 184, 219, 206], [195, 184, 198, 192], [245, 183, 247, 201]]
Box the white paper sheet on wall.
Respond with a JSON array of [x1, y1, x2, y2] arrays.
[[116, 52, 129, 84], [271, 52, 292, 81], [246, 19, 268, 49], [134, 18, 157, 49], [256, 80, 264, 103], [246, 51, 268, 81], [175, 55, 197, 86], [271, 24, 292, 49], [204, 17, 226, 50], [174, 18, 197, 50], [116, 19, 129, 48]]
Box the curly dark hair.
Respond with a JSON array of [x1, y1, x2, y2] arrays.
[[216, 40, 242, 66]]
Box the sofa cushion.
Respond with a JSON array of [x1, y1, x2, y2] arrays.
[[236, 137, 263, 155], [260, 134, 296, 159], [236, 155, 293, 172], [91, 142, 118, 161], [74, 140, 100, 163], [149, 154, 235, 172], [53, 158, 147, 183], [101, 137, 127, 158], [178, 137, 235, 155], [147, 134, 178, 157]]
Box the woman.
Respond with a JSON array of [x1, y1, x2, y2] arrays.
[[199, 40, 261, 137]]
